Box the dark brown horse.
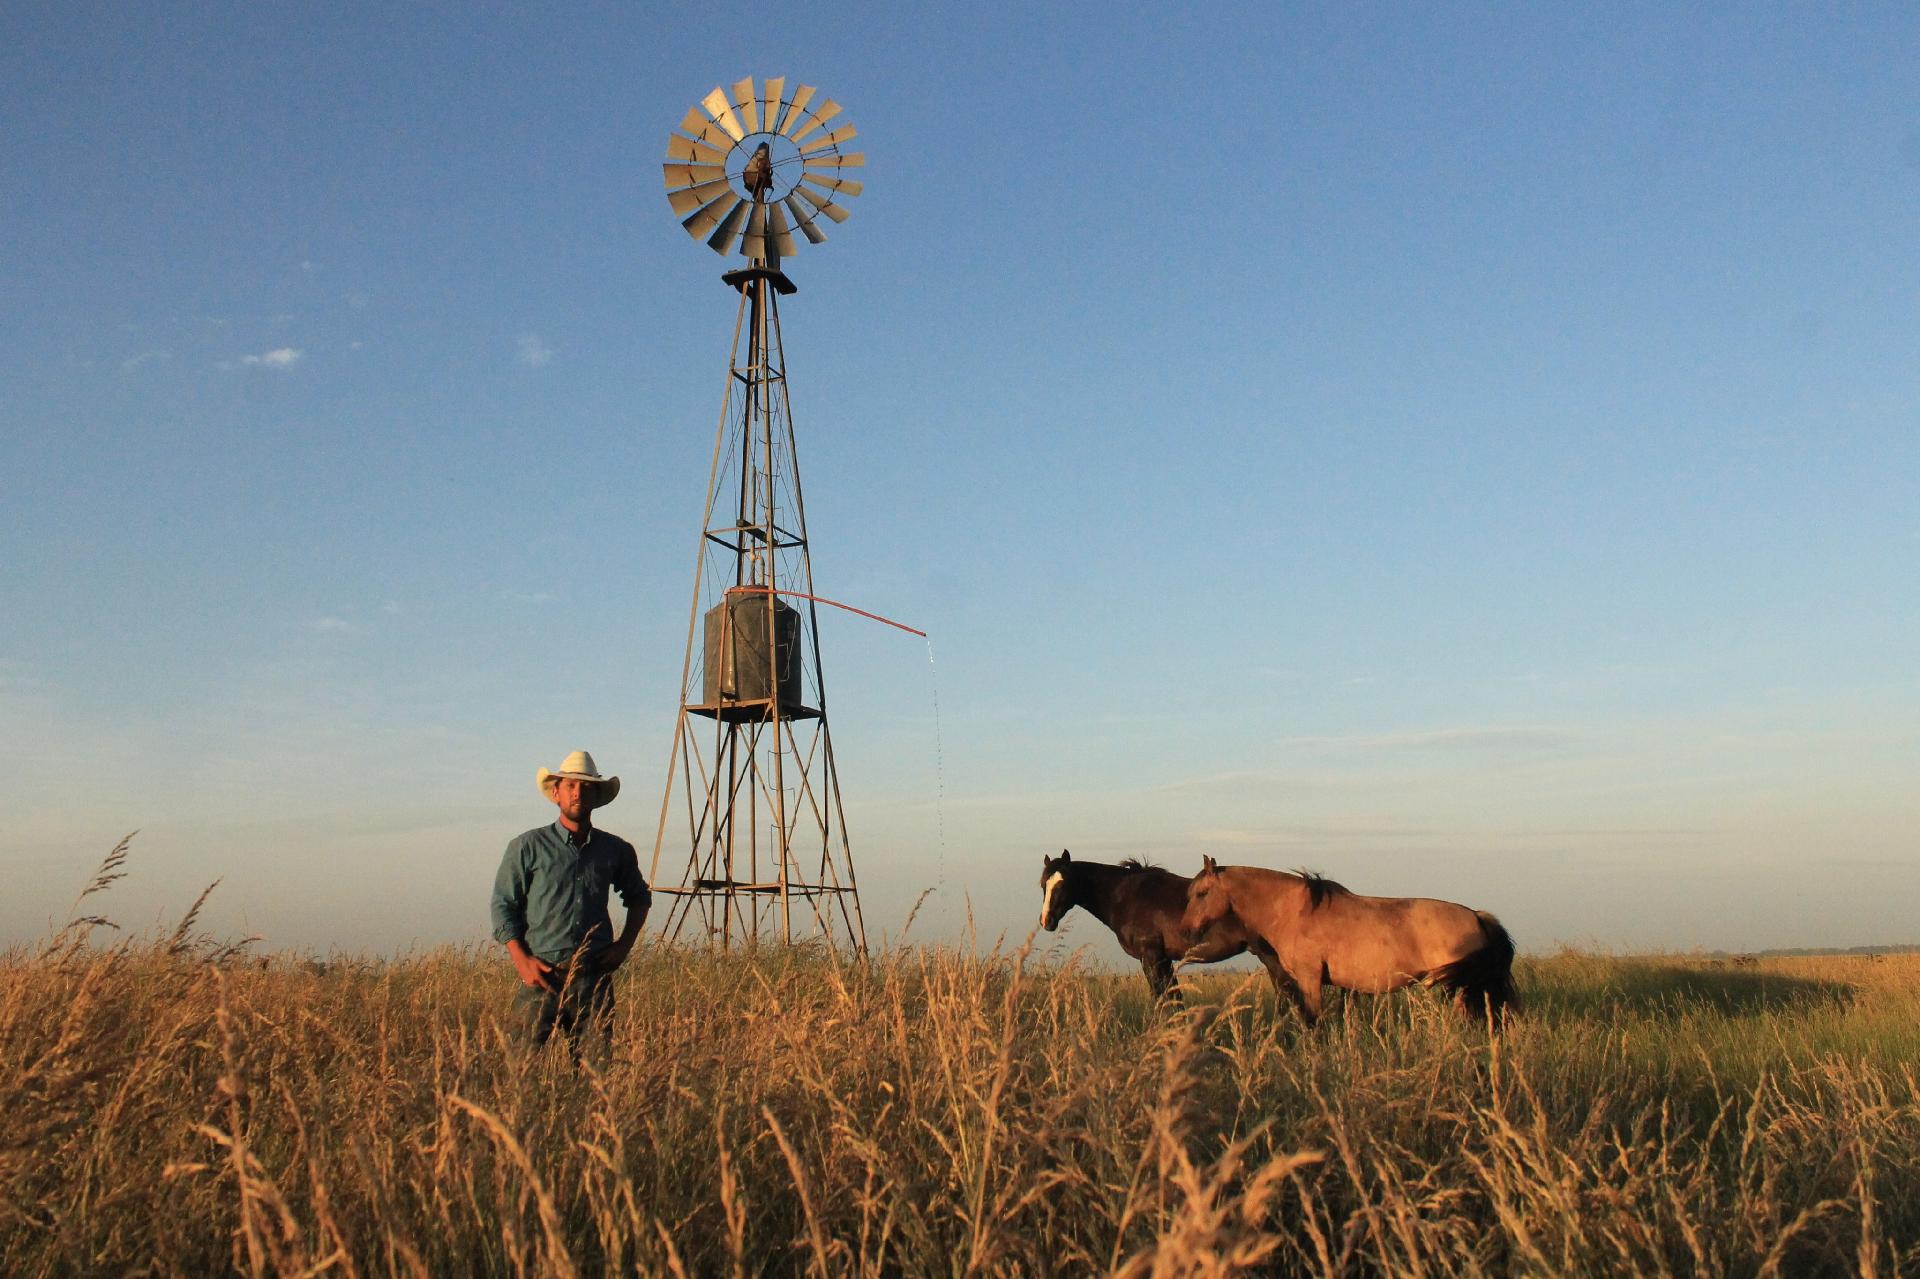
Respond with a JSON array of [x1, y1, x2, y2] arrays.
[[1181, 856, 1516, 1024], [1039, 850, 1249, 1002]]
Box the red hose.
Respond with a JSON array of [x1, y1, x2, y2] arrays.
[[723, 585, 927, 638]]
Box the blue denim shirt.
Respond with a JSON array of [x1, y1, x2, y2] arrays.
[[490, 823, 651, 964]]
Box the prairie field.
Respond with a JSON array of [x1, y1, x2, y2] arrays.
[[8, 877, 1920, 1276]]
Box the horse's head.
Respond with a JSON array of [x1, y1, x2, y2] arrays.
[[1182, 855, 1230, 934], [1039, 849, 1075, 931]]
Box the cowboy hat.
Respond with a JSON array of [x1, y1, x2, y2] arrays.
[[537, 750, 621, 805]]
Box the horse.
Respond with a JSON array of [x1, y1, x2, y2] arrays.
[[1039, 850, 1250, 1002], [1180, 856, 1516, 1025]]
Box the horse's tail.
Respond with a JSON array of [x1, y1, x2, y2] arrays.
[[1427, 911, 1518, 1024]]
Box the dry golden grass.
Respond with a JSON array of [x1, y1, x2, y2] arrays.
[[7, 850, 1920, 1276]]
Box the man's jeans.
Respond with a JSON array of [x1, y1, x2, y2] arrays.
[[514, 965, 614, 1065]]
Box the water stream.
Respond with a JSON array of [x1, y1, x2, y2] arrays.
[[925, 637, 947, 889]]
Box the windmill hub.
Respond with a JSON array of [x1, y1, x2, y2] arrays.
[[740, 141, 778, 198]]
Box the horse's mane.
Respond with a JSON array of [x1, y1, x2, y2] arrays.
[[1118, 857, 1157, 872], [1294, 868, 1348, 910]]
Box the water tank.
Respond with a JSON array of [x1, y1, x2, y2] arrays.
[[703, 594, 803, 712]]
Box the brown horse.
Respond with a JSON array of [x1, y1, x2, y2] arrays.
[[1181, 856, 1516, 1024], [1039, 850, 1250, 1002]]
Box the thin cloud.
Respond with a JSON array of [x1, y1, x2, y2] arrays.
[[1277, 727, 1583, 753], [309, 616, 358, 635], [238, 347, 303, 368], [1149, 768, 1323, 798], [119, 350, 169, 374], [1187, 822, 1703, 849], [517, 334, 553, 367]]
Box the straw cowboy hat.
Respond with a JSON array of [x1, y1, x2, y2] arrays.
[[537, 750, 621, 805]]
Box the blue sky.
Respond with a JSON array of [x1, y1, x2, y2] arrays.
[[3, 3, 1916, 960]]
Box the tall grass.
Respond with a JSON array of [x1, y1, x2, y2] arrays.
[[6, 846, 1920, 1275]]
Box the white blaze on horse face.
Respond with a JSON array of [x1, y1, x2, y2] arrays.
[[1041, 871, 1065, 930]]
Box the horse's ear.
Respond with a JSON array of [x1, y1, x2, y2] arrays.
[[1060, 849, 1070, 862], [1202, 855, 1218, 874]]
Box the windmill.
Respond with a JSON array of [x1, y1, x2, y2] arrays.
[[649, 76, 869, 951]]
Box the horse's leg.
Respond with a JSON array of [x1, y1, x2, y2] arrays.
[[1282, 952, 1328, 1021], [1140, 951, 1177, 1005], [1144, 956, 1175, 1006], [1291, 961, 1326, 1027], [1249, 943, 1313, 1025]]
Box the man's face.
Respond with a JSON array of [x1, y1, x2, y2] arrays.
[[551, 776, 599, 823]]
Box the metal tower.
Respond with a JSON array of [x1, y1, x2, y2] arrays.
[[649, 77, 868, 951]]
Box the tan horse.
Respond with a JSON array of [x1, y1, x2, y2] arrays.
[[1180, 857, 1516, 1025]]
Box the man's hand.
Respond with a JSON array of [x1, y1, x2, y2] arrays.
[[507, 940, 559, 991], [595, 938, 635, 974], [596, 904, 647, 975]]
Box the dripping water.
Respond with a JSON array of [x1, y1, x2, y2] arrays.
[[925, 637, 947, 889]]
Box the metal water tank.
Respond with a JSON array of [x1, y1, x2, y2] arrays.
[[703, 594, 803, 711]]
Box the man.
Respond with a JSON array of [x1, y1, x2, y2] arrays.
[[490, 750, 650, 1062]]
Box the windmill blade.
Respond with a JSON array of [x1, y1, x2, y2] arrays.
[[733, 77, 759, 134], [667, 177, 731, 216], [800, 174, 863, 197], [680, 107, 736, 152], [665, 134, 729, 165], [706, 198, 750, 254], [665, 79, 862, 258], [684, 191, 740, 240], [793, 184, 851, 224], [782, 195, 828, 244], [778, 85, 818, 135], [762, 77, 787, 135], [702, 86, 746, 142], [789, 99, 841, 145], [799, 125, 858, 157], [740, 201, 769, 259], [767, 202, 799, 258], [663, 162, 726, 190]]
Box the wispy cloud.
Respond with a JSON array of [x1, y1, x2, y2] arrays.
[[1277, 726, 1583, 754], [1184, 822, 1703, 850], [517, 333, 553, 367], [309, 616, 359, 635], [119, 350, 169, 374], [233, 347, 303, 369]]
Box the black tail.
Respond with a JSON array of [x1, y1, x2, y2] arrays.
[[1426, 911, 1518, 1024]]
